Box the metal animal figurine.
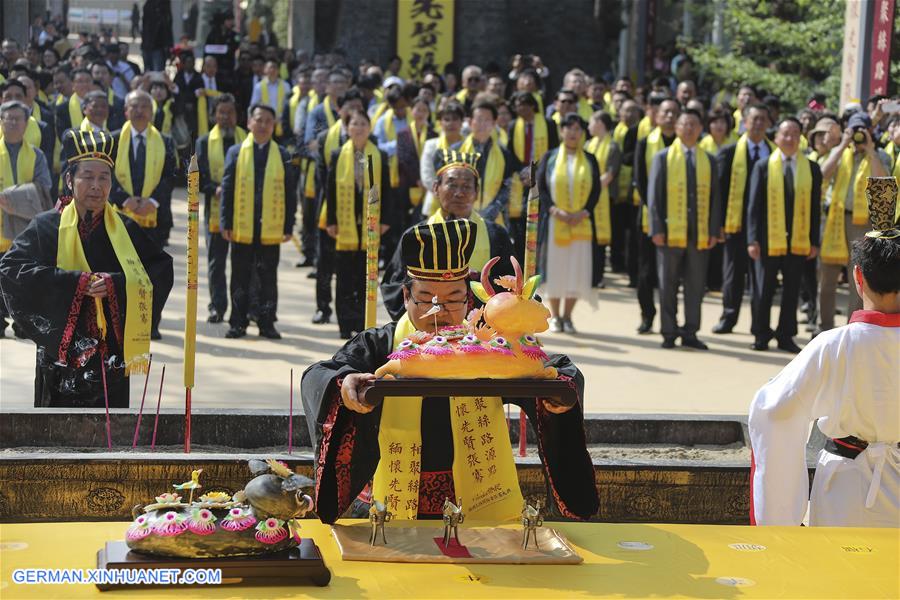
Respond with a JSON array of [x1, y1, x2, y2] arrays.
[[125, 459, 314, 558], [441, 498, 465, 547], [521, 501, 544, 550], [368, 497, 393, 546], [374, 256, 557, 380]]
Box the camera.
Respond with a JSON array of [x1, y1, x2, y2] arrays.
[[851, 127, 867, 144]]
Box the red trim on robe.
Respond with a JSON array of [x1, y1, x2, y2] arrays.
[[314, 392, 357, 518], [314, 399, 342, 510], [849, 310, 900, 327], [58, 272, 93, 366], [101, 273, 124, 348]]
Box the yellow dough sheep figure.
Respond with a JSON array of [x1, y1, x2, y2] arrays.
[[374, 256, 558, 380]]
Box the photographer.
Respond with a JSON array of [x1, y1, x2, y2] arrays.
[[817, 112, 890, 333]]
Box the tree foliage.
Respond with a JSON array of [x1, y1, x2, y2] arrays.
[[688, 0, 845, 112]]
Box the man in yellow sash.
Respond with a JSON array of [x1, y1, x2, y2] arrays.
[[302, 219, 598, 524], [634, 95, 679, 334], [1, 79, 54, 161], [250, 60, 292, 143], [818, 112, 891, 333], [381, 150, 516, 320], [58, 91, 110, 178], [506, 91, 558, 263], [110, 90, 177, 257], [311, 89, 367, 327], [221, 104, 297, 339], [88, 62, 126, 130], [52, 67, 93, 135], [196, 93, 245, 325], [0, 129, 173, 407], [0, 100, 53, 338], [712, 103, 773, 334], [648, 108, 722, 350], [455, 65, 483, 114], [452, 99, 520, 224], [746, 117, 823, 353]]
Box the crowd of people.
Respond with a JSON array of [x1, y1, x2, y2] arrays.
[[1, 11, 899, 354]]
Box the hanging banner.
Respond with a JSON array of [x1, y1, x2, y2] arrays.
[[397, 0, 455, 80], [869, 0, 895, 96]]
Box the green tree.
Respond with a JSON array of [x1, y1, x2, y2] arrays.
[[688, 0, 844, 112]]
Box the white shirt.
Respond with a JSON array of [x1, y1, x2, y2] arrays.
[[748, 139, 771, 162], [780, 151, 796, 177], [749, 316, 899, 527], [202, 74, 217, 91]]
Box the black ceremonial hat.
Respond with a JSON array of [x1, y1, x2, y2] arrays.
[[402, 219, 477, 281], [63, 129, 116, 168]]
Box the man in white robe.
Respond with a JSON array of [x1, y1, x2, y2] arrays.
[[748, 187, 899, 527]]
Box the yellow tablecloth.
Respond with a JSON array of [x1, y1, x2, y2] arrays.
[[0, 520, 896, 599]]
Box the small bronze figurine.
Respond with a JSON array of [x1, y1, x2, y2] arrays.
[[441, 497, 464, 547], [521, 500, 544, 550], [369, 497, 393, 546]]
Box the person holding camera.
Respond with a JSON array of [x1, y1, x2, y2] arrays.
[[817, 112, 891, 333]]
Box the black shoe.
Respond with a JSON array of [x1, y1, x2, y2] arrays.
[[637, 318, 653, 334], [312, 310, 331, 324], [711, 319, 734, 334], [660, 337, 677, 349], [225, 326, 246, 338], [681, 337, 709, 350], [750, 340, 769, 351], [295, 258, 314, 268], [151, 327, 162, 340], [258, 325, 282, 339], [776, 337, 802, 354], [207, 309, 224, 323], [306, 271, 317, 279]]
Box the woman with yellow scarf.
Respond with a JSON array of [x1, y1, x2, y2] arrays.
[[537, 113, 601, 334], [325, 109, 392, 339]]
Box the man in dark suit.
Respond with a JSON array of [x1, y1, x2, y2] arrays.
[[648, 108, 722, 350], [746, 117, 822, 353], [195, 93, 245, 324], [0, 79, 54, 162], [53, 68, 93, 135], [109, 90, 178, 260], [712, 103, 774, 334], [220, 104, 298, 340], [633, 95, 679, 334]]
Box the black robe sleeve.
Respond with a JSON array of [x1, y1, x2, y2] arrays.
[[301, 322, 397, 524]]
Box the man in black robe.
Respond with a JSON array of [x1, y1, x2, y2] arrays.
[[0, 130, 173, 407], [381, 149, 515, 321], [302, 219, 598, 523]]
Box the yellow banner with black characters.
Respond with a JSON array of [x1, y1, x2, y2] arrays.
[[397, 0, 455, 80]]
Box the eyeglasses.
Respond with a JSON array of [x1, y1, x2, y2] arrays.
[[410, 299, 468, 310]]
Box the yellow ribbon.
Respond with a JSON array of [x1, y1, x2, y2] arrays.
[[509, 117, 549, 218], [232, 136, 286, 245], [822, 148, 870, 264], [586, 135, 612, 244], [766, 153, 812, 256], [460, 134, 504, 214], [334, 139, 382, 251], [0, 138, 36, 251], [113, 122, 165, 228], [551, 146, 593, 247], [206, 125, 247, 233], [664, 139, 711, 249], [372, 314, 523, 520]]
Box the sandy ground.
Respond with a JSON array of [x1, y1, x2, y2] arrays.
[[0, 187, 851, 416]]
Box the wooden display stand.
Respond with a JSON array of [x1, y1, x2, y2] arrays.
[[365, 378, 578, 407], [95, 539, 331, 590]]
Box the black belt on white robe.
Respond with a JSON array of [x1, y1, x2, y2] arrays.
[[825, 436, 899, 459]]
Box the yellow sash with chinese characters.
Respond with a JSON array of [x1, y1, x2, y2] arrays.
[[317, 121, 345, 230], [586, 135, 612, 245], [766, 152, 811, 257], [0, 139, 36, 251], [724, 135, 773, 233], [409, 119, 428, 207], [372, 314, 523, 520], [57, 201, 152, 375], [68, 94, 84, 130], [509, 116, 549, 218], [207, 125, 247, 233], [260, 80, 286, 137], [642, 127, 667, 233], [461, 133, 504, 214], [665, 140, 711, 249], [552, 146, 594, 246], [114, 122, 165, 228], [822, 148, 869, 264], [334, 139, 382, 251], [232, 137, 285, 245], [383, 109, 401, 187], [612, 121, 632, 204]]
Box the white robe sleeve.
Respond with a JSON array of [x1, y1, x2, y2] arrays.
[[748, 338, 831, 525]]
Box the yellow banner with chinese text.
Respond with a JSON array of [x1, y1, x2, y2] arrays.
[[397, 0, 455, 80]]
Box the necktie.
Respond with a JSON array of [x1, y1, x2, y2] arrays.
[[784, 158, 794, 200], [750, 144, 759, 164], [133, 134, 146, 196], [525, 123, 533, 163]]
